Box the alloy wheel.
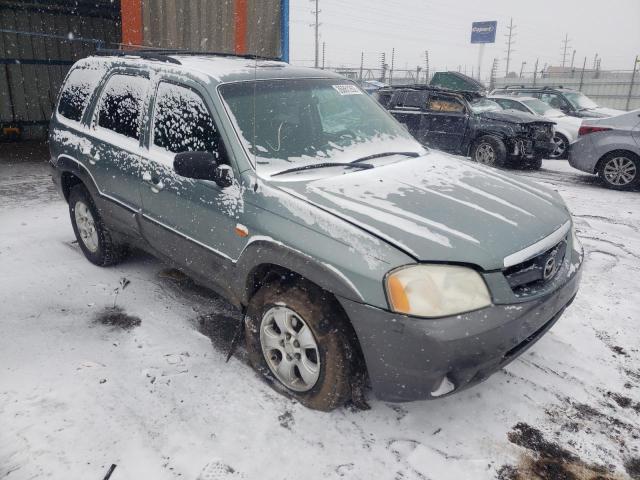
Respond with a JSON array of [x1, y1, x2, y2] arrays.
[[475, 143, 496, 165], [259, 306, 320, 392], [74, 201, 99, 252], [550, 134, 567, 159], [603, 156, 637, 186]]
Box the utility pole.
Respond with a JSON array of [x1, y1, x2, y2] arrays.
[[504, 17, 516, 76], [570, 49, 576, 69], [416, 65, 422, 84], [359, 51, 364, 81], [321, 42, 325, 69], [490, 58, 499, 90], [380, 52, 386, 83], [579, 56, 586, 90], [519, 61, 526, 78], [560, 33, 571, 68], [311, 0, 320, 68], [389, 47, 395, 85], [626, 55, 639, 110], [592, 53, 598, 70], [533, 58, 539, 86], [424, 50, 430, 84]]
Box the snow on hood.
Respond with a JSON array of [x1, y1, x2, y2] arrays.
[[270, 153, 570, 270], [478, 110, 554, 124]]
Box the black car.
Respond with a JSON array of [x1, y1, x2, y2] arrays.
[[491, 86, 625, 119], [375, 85, 555, 169]]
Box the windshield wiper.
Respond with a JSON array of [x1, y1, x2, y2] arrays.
[[350, 151, 421, 164], [271, 162, 374, 177]]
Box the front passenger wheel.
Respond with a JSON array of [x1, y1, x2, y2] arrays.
[[472, 135, 507, 168], [68, 184, 124, 266], [245, 280, 353, 411]]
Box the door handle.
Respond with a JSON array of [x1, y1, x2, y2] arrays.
[[142, 171, 164, 193]]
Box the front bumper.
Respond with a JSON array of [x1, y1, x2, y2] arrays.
[[509, 137, 554, 159], [339, 257, 582, 402]]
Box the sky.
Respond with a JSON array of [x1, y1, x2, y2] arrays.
[[288, 0, 640, 80]]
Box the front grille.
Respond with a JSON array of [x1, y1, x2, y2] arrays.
[[529, 123, 553, 141], [503, 237, 568, 295]]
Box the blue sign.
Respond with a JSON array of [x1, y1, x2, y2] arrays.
[[471, 21, 497, 44]]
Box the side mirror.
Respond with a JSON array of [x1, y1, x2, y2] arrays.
[[173, 151, 233, 187]]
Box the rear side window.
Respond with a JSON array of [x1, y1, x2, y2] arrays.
[[152, 82, 218, 154], [57, 65, 105, 122], [375, 92, 393, 108], [401, 91, 426, 109], [97, 74, 149, 140]]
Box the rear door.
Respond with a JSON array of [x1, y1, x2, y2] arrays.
[[139, 78, 247, 290], [388, 90, 429, 142], [423, 93, 468, 152], [88, 70, 151, 234]]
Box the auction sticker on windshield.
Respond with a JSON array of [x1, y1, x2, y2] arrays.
[[332, 84, 363, 95]]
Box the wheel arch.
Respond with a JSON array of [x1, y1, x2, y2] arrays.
[[56, 155, 100, 202]]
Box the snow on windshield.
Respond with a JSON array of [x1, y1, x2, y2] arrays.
[[219, 78, 423, 175]]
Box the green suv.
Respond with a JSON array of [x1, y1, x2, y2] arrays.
[[50, 52, 583, 411]]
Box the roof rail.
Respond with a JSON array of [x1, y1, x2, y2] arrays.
[[95, 48, 281, 64]]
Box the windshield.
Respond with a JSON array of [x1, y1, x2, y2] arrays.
[[521, 99, 563, 116], [563, 92, 599, 110], [218, 78, 423, 175], [470, 98, 502, 113]]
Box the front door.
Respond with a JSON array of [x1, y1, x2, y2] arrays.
[[139, 79, 247, 294]]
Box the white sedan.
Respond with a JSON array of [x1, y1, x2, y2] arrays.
[[489, 95, 582, 159]]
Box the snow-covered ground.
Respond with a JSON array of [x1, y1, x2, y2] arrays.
[[1, 145, 639, 480]]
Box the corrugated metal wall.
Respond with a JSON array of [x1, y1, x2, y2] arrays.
[[0, 1, 120, 132], [140, 0, 281, 58]]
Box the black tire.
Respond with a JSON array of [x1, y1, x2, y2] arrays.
[[597, 151, 640, 191], [245, 280, 353, 411], [549, 133, 569, 159], [68, 184, 124, 266], [471, 135, 507, 168]]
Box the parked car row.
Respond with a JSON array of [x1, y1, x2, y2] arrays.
[[374, 83, 639, 190], [50, 53, 584, 410]]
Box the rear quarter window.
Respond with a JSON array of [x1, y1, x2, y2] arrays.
[[57, 64, 106, 122], [96, 74, 150, 141]]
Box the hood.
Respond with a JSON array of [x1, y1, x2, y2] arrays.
[[270, 153, 570, 270], [478, 110, 553, 124]]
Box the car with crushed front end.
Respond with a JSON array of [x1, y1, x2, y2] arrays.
[[49, 51, 583, 411], [489, 95, 582, 159], [374, 85, 555, 169]]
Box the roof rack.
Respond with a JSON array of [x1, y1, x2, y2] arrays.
[[95, 48, 282, 64]]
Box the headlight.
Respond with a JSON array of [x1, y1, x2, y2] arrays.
[[385, 264, 491, 318]]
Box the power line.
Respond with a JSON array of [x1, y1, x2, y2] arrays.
[[504, 17, 516, 76]]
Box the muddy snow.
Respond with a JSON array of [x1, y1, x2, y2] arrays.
[[1, 146, 639, 479]]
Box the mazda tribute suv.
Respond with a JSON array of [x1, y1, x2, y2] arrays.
[[49, 51, 583, 410]]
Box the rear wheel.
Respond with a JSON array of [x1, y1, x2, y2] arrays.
[[549, 133, 569, 159], [597, 152, 639, 190], [472, 135, 507, 168], [68, 184, 124, 266], [245, 280, 353, 411]]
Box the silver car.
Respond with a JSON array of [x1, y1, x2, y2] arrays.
[[569, 110, 640, 190]]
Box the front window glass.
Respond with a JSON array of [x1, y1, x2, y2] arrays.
[[219, 78, 422, 175], [153, 82, 219, 154], [469, 98, 501, 113], [563, 92, 599, 110]]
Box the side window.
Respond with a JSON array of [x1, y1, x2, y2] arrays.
[[152, 82, 219, 154], [96, 74, 149, 140], [401, 91, 426, 109], [375, 92, 393, 108], [427, 95, 465, 113], [57, 65, 106, 122], [540, 93, 569, 110], [502, 100, 529, 112]]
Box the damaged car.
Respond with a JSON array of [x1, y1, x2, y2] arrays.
[[375, 85, 555, 169], [50, 52, 583, 411]]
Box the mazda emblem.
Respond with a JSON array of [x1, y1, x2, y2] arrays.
[[543, 256, 557, 280]]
